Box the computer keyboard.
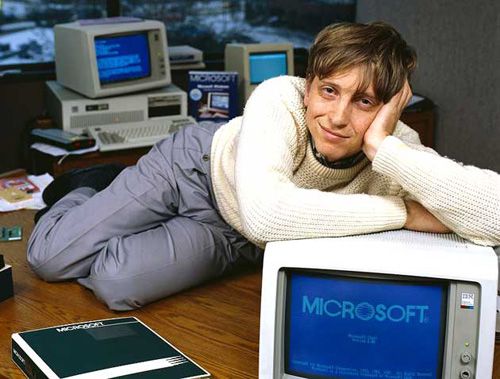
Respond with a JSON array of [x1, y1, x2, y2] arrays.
[[87, 116, 196, 152]]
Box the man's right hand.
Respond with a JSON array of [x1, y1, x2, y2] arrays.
[[363, 80, 413, 161], [404, 200, 451, 233]]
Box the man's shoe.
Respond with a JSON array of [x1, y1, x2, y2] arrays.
[[34, 207, 51, 224], [42, 163, 126, 207]]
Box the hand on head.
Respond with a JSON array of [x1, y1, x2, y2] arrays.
[[362, 80, 413, 161]]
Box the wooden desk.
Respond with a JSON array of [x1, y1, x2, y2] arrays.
[[1, 211, 498, 378], [0, 210, 261, 378]]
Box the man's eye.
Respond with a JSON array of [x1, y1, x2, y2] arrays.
[[359, 98, 374, 107], [321, 87, 336, 96]]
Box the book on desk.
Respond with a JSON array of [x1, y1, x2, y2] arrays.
[[12, 317, 210, 378]]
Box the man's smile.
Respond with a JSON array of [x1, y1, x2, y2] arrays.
[[319, 123, 350, 141]]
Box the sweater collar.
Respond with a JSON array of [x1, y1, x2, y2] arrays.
[[309, 132, 367, 169]]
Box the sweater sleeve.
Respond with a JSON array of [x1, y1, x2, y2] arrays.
[[373, 136, 500, 246], [234, 78, 407, 246]]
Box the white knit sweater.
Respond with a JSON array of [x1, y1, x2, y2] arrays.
[[210, 76, 500, 248]]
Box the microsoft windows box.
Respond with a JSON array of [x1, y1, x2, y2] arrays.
[[188, 71, 238, 122], [12, 317, 210, 378]]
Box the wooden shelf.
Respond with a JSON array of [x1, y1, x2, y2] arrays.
[[401, 109, 435, 148]]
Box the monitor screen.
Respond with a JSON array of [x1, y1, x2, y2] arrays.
[[249, 52, 287, 85], [208, 93, 229, 111], [95, 32, 151, 85], [285, 271, 447, 379]]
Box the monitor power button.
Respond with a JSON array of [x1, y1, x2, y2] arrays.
[[460, 351, 472, 364]]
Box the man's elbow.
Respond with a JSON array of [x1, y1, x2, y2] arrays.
[[241, 212, 288, 247]]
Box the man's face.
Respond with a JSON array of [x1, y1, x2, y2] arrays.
[[304, 66, 383, 162]]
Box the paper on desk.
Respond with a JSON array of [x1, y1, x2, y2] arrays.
[[31, 142, 98, 157], [0, 173, 53, 212]]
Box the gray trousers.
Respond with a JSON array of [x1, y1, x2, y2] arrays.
[[27, 124, 262, 311]]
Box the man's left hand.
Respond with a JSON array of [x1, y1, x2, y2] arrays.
[[363, 80, 413, 161]]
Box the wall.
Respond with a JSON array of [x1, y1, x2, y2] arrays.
[[357, 0, 500, 172], [0, 79, 47, 173]]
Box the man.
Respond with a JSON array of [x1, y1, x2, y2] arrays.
[[28, 22, 500, 310]]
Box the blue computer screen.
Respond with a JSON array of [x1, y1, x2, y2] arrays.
[[286, 271, 447, 379], [249, 52, 287, 85], [95, 33, 151, 84], [209, 93, 229, 110]]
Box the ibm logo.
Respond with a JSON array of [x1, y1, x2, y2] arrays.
[[460, 292, 475, 309]]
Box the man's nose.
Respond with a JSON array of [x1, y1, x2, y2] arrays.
[[327, 100, 351, 128]]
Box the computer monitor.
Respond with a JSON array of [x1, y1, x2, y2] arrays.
[[54, 19, 170, 98], [206, 92, 229, 114], [259, 230, 498, 378], [225, 43, 294, 112]]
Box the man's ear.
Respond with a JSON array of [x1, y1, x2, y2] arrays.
[[304, 80, 311, 107]]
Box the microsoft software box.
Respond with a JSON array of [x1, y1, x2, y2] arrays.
[[12, 317, 210, 378], [188, 71, 238, 122]]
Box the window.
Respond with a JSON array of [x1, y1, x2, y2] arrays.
[[0, 0, 356, 71], [121, 0, 356, 54], [0, 0, 108, 69]]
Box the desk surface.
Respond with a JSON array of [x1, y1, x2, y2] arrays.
[[0, 210, 499, 378], [0, 210, 261, 378]]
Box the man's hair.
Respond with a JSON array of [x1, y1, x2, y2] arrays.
[[306, 21, 417, 103]]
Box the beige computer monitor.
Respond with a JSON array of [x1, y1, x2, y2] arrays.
[[55, 20, 170, 99], [225, 43, 294, 113]]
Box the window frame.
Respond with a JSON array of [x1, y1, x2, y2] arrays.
[[0, 0, 119, 82], [0, 1, 351, 82]]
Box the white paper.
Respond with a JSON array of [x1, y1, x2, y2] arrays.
[[31, 142, 99, 157], [0, 173, 53, 212]]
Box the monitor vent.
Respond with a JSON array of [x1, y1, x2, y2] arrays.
[[360, 230, 469, 250], [70, 111, 144, 129]]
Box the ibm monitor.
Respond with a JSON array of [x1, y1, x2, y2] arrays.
[[225, 43, 294, 112], [259, 230, 498, 379], [55, 19, 170, 98]]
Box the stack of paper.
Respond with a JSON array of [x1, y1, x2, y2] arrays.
[[0, 171, 53, 212]]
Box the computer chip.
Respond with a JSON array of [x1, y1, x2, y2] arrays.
[[0, 226, 22, 242]]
